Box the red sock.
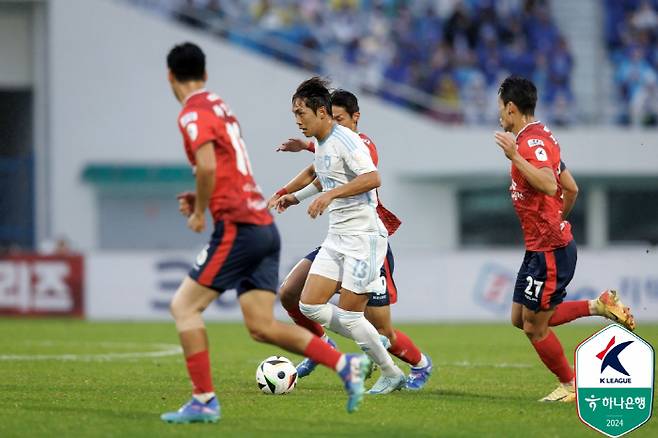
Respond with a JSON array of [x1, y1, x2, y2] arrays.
[[287, 306, 325, 337], [186, 350, 214, 394], [549, 301, 590, 326], [389, 329, 422, 366], [303, 336, 341, 370], [531, 330, 574, 383]]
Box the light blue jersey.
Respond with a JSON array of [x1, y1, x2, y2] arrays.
[[314, 124, 387, 236]]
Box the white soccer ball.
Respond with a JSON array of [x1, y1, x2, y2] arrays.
[[256, 355, 298, 395]]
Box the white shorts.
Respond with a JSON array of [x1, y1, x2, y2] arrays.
[[308, 233, 387, 294]]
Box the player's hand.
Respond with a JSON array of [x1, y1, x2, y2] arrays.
[[267, 192, 282, 209], [494, 131, 518, 160], [187, 211, 205, 233], [277, 138, 310, 153], [308, 192, 333, 218], [274, 194, 300, 213], [177, 191, 196, 217]]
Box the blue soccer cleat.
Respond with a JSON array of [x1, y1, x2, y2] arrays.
[[405, 354, 433, 391], [161, 396, 220, 424], [297, 336, 337, 378], [338, 353, 372, 413]]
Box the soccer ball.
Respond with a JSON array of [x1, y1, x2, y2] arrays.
[[256, 355, 298, 395]]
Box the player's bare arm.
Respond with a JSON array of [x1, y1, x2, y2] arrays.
[[308, 171, 380, 218], [267, 163, 316, 209], [188, 141, 216, 233], [274, 177, 322, 213], [494, 131, 557, 196], [277, 138, 312, 152], [560, 168, 579, 219]]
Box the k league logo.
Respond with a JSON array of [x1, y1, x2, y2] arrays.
[[597, 336, 633, 381], [575, 324, 654, 437]]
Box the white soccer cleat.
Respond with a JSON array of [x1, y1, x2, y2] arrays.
[[367, 371, 406, 395]]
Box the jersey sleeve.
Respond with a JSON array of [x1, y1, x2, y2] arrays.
[[359, 133, 379, 166], [338, 138, 377, 176], [560, 160, 567, 172], [179, 109, 216, 153], [517, 135, 553, 169]]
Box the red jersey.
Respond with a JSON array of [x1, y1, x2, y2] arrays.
[[178, 90, 272, 225], [510, 121, 572, 251], [357, 132, 401, 236]]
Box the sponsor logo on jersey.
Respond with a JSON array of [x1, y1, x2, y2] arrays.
[[534, 147, 548, 162], [180, 111, 198, 127], [527, 138, 544, 147], [510, 180, 524, 201], [186, 123, 199, 141]]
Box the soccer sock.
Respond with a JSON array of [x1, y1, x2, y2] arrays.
[[299, 302, 352, 339], [287, 305, 325, 337], [336, 308, 400, 377], [389, 329, 423, 366], [414, 353, 429, 369], [549, 301, 590, 326], [192, 392, 216, 404], [303, 335, 342, 370], [185, 350, 214, 395], [531, 330, 574, 384]]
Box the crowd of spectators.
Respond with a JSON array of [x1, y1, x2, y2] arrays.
[[147, 0, 573, 126], [605, 0, 658, 126]]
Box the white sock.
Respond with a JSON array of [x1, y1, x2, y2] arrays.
[[300, 302, 352, 338], [335, 308, 401, 377], [414, 353, 429, 368], [334, 354, 346, 372], [193, 392, 215, 403]]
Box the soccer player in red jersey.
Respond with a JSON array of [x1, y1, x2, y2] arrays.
[[269, 90, 432, 392], [494, 76, 636, 402], [160, 43, 371, 423]]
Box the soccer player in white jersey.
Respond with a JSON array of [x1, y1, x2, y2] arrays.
[[275, 77, 406, 393]]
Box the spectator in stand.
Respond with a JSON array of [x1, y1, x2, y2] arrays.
[[155, 0, 572, 126]]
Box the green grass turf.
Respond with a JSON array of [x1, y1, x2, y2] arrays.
[[0, 319, 655, 437]]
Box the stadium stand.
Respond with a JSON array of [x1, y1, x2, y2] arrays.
[[135, 0, 573, 125], [604, 0, 658, 126]]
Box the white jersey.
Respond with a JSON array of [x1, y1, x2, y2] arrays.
[[314, 124, 387, 236]]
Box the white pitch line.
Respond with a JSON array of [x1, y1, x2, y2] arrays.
[[439, 361, 532, 369], [0, 342, 182, 362]]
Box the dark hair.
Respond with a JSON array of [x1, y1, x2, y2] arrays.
[[330, 89, 359, 116], [292, 77, 332, 116], [498, 76, 537, 115], [167, 42, 206, 82]]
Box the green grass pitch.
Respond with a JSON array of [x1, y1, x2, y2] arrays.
[[0, 319, 655, 437]]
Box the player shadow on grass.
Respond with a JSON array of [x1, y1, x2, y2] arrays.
[[22, 403, 153, 420], [406, 388, 528, 402]]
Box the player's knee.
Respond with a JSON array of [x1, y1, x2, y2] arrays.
[[246, 320, 273, 343], [522, 320, 547, 341], [279, 284, 300, 312], [169, 295, 186, 321], [299, 302, 330, 325]]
